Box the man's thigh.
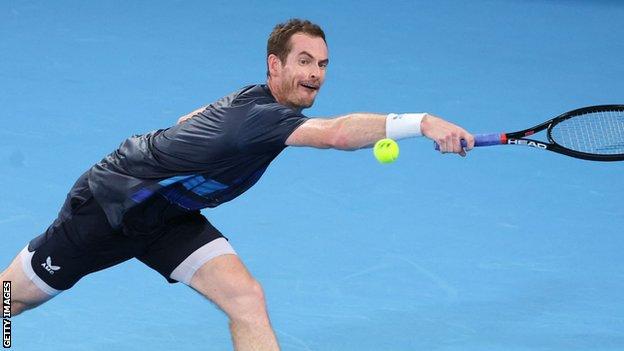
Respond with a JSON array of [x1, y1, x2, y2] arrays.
[[135, 204, 237, 285], [188, 254, 256, 301]]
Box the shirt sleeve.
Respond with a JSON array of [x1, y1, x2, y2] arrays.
[[237, 103, 308, 153]]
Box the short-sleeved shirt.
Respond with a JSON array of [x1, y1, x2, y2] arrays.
[[87, 84, 308, 228]]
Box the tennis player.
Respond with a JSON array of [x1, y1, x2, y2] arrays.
[[0, 19, 474, 350]]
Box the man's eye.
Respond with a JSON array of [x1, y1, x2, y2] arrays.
[[299, 58, 310, 65]]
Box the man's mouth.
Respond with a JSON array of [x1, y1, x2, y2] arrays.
[[299, 82, 319, 91]]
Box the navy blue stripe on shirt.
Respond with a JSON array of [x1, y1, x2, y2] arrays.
[[158, 186, 208, 210], [130, 174, 229, 209], [180, 175, 228, 196]]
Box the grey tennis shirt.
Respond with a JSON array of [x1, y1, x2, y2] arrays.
[[87, 84, 308, 228]]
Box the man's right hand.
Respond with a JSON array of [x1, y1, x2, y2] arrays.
[[421, 114, 475, 157]]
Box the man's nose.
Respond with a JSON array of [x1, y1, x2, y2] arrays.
[[309, 64, 320, 79]]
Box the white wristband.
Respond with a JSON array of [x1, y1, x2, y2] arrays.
[[386, 113, 426, 140]]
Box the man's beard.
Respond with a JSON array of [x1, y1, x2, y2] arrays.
[[294, 97, 314, 109], [289, 88, 316, 109]]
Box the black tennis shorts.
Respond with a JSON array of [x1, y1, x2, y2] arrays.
[[25, 172, 229, 291]]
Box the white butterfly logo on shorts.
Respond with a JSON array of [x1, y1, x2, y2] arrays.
[[41, 256, 61, 275]]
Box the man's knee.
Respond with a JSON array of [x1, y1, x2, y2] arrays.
[[10, 300, 30, 316], [231, 278, 265, 308], [0, 270, 27, 316], [195, 273, 267, 321], [190, 255, 269, 322], [0, 252, 56, 316], [219, 278, 267, 320]]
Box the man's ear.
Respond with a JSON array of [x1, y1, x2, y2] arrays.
[[267, 54, 282, 77]]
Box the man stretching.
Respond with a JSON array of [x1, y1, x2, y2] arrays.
[[1, 18, 474, 350]]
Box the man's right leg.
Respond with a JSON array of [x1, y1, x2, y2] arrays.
[[0, 249, 60, 316], [2, 171, 140, 316]]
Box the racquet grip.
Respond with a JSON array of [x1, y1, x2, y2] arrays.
[[434, 133, 502, 150]]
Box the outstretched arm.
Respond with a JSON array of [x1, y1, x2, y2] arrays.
[[285, 113, 475, 156]]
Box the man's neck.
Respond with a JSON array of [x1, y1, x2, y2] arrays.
[[266, 78, 302, 113], [266, 78, 282, 104]]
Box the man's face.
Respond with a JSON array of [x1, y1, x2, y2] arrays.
[[269, 33, 329, 109]]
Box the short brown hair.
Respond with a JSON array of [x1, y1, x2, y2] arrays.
[[267, 18, 326, 76]]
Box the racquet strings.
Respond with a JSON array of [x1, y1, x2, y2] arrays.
[[550, 108, 624, 155]]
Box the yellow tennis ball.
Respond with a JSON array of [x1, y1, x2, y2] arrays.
[[373, 138, 399, 164]]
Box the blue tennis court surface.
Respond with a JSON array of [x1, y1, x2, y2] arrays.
[[2, 1, 623, 350]]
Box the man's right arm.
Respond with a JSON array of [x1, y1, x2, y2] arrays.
[[285, 113, 475, 156]]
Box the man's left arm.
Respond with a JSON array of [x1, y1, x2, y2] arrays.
[[177, 106, 207, 124], [286, 113, 475, 156]]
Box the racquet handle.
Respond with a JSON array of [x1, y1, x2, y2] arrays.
[[434, 133, 502, 150]]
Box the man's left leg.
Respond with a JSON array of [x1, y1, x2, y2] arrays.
[[135, 205, 279, 351], [189, 254, 279, 351]]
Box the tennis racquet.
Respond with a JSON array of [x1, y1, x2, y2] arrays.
[[434, 105, 624, 161]]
